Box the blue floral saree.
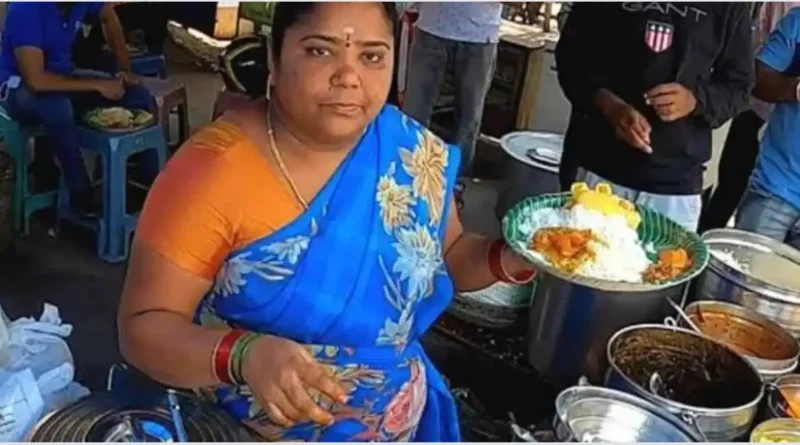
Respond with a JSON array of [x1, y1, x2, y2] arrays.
[[197, 105, 462, 441]]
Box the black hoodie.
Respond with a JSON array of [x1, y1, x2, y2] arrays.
[[556, 2, 754, 195]]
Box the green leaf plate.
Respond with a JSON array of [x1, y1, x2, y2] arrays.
[[501, 192, 709, 292]]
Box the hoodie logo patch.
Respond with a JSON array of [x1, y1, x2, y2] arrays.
[[645, 21, 674, 53]]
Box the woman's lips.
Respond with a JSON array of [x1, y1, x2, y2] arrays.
[[323, 103, 362, 116]]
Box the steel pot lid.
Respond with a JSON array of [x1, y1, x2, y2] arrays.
[[555, 386, 704, 442], [500, 131, 564, 174], [702, 229, 800, 305], [606, 324, 764, 415]]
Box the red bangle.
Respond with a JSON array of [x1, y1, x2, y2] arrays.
[[213, 329, 246, 385], [488, 239, 536, 284]]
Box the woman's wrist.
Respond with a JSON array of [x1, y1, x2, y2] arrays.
[[212, 329, 261, 386], [487, 239, 536, 284]]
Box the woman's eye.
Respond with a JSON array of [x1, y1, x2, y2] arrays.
[[362, 52, 385, 64], [307, 47, 332, 57]]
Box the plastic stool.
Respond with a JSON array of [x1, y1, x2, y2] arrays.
[[131, 54, 167, 79], [57, 124, 167, 263], [0, 106, 58, 235]]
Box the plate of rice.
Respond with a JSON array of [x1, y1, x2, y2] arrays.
[[502, 183, 709, 292]]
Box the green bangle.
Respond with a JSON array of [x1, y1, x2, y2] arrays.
[[232, 333, 260, 386]]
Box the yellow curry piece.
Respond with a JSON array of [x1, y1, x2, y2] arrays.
[[570, 182, 642, 230]]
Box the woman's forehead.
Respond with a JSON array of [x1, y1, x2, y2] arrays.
[[290, 3, 392, 37]]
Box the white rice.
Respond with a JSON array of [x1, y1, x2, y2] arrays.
[[519, 204, 652, 283], [710, 249, 750, 273]]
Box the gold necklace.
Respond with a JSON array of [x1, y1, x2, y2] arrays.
[[266, 110, 309, 210]]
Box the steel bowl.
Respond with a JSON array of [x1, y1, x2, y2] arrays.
[[751, 418, 800, 442], [676, 301, 799, 381], [764, 374, 800, 420], [606, 324, 764, 441], [554, 385, 704, 442], [693, 229, 800, 338]]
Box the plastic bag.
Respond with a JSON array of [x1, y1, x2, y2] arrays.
[[0, 304, 87, 439]]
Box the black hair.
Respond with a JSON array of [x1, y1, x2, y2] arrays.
[[271, 2, 398, 58]]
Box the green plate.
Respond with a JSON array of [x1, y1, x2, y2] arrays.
[[501, 192, 709, 292]]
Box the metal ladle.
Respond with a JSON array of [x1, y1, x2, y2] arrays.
[[664, 298, 703, 333]]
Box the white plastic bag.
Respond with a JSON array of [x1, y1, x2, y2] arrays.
[[0, 303, 88, 439], [0, 368, 44, 441]]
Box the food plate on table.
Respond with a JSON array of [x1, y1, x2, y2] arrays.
[[83, 107, 154, 133], [502, 182, 709, 292]]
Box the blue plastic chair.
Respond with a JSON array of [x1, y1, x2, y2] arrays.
[[0, 106, 58, 235], [57, 124, 167, 263], [131, 54, 167, 79]]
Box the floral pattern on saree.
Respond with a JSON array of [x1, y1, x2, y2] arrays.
[[196, 106, 460, 442]]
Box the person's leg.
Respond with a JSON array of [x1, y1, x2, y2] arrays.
[[402, 28, 450, 128], [451, 40, 497, 177], [6, 85, 94, 211], [636, 193, 702, 232], [698, 110, 765, 232], [735, 187, 798, 243]]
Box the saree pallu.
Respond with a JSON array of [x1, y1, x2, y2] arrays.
[[197, 105, 462, 441]]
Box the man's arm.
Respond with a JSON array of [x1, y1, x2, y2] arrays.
[[554, 3, 609, 114], [98, 3, 132, 73], [690, 5, 755, 128], [751, 10, 800, 103], [15, 47, 101, 93]]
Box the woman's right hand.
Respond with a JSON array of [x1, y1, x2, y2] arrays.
[[241, 335, 349, 427]]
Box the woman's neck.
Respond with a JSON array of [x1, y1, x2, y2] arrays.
[[268, 102, 358, 163]]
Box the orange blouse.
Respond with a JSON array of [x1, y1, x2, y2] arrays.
[[136, 121, 302, 280]]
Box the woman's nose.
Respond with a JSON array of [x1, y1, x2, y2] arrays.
[[331, 64, 361, 89]]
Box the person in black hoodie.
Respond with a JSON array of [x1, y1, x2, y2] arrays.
[[556, 2, 754, 231]]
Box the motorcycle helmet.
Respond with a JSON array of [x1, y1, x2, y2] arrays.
[[218, 34, 269, 98]]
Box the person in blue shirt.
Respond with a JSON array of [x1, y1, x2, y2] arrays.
[[737, 7, 800, 247], [0, 2, 157, 217]]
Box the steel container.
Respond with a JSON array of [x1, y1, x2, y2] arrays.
[[751, 418, 800, 442], [693, 229, 800, 338], [494, 131, 563, 221], [606, 324, 764, 441], [764, 374, 800, 420], [553, 385, 704, 442], [676, 301, 799, 382], [527, 269, 687, 387]]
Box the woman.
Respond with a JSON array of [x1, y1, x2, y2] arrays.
[[118, 2, 534, 441]]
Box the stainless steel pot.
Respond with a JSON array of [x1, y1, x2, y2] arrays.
[[494, 131, 563, 221], [605, 324, 764, 441], [527, 268, 686, 387], [751, 418, 800, 442], [693, 229, 800, 338], [764, 374, 800, 420], [673, 301, 799, 382], [553, 384, 704, 442]]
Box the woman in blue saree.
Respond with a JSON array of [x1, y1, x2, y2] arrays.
[[118, 2, 535, 441]]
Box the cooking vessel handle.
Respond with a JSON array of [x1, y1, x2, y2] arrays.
[[663, 316, 678, 327], [577, 375, 590, 386], [679, 411, 708, 442]]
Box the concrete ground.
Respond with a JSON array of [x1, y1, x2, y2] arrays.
[[0, 42, 506, 391]]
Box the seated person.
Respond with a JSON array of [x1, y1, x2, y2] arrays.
[[0, 2, 160, 217], [736, 7, 800, 248]]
